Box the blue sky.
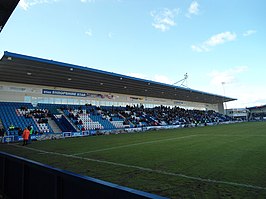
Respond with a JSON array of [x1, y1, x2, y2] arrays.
[[1, 0, 265, 108]]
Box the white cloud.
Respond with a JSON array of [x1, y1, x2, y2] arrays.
[[19, 0, 59, 10], [206, 32, 236, 46], [243, 29, 257, 37], [192, 31, 237, 52], [198, 66, 266, 108], [191, 44, 209, 52], [85, 29, 93, 37], [154, 74, 173, 84], [208, 66, 248, 86], [186, 1, 199, 17], [150, 8, 179, 32], [223, 83, 266, 108], [19, 0, 30, 10]]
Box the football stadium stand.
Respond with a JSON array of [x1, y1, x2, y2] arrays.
[[0, 51, 236, 142], [247, 105, 266, 121], [0, 102, 233, 139]]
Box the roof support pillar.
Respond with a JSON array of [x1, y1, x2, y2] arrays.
[[218, 103, 225, 115]]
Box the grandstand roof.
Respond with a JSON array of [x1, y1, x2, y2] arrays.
[[0, 51, 236, 104], [0, 0, 19, 32], [247, 105, 266, 110]]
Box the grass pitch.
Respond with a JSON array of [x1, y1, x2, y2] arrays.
[[2, 122, 266, 198]]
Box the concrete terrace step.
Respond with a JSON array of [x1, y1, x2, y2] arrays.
[[47, 117, 62, 133]]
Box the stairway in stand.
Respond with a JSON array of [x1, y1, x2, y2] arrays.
[[47, 117, 62, 133]]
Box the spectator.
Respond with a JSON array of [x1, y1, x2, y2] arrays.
[[17, 127, 23, 136], [9, 124, 15, 131], [0, 127, 5, 137], [28, 125, 34, 143], [22, 127, 30, 146]]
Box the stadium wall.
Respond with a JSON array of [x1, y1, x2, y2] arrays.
[[0, 152, 166, 199], [0, 81, 219, 111]]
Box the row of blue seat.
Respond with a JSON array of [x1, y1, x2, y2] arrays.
[[0, 102, 52, 135]]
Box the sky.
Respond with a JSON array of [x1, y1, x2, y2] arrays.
[[0, 0, 265, 109]]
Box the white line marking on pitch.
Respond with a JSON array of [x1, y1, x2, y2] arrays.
[[73, 134, 199, 156], [10, 144, 266, 191], [73, 134, 266, 156]]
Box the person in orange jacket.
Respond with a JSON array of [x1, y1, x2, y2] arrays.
[[22, 127, 30, 146]]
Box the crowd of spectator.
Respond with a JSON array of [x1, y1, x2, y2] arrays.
[[0, 104, 233, 138], [118, 105, 231, 127], [63, 104, 232, 130]]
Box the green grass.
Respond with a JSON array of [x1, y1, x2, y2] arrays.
[[2, 122, 266, 198]]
